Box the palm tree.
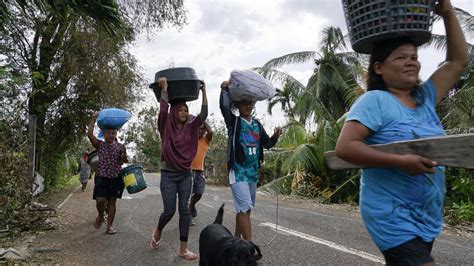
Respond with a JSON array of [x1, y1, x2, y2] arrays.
[[254, 67, 311, 124], [279, 110, 357, 200], [439, 68, 474, 133], [1, 0, 187, 36], [267, 82, 298, 120], [256, 26, 367, 200], [260, 26, 366, 125]]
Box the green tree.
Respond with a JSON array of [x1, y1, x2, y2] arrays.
[[124, 106, 161, 171], [428, 7, 474, 223], [205, 113, 228, 150], [439, 72, 474, 133], [0, 62, 30, 227], [199, 113, 228, 184], [267, 82, 298, 121], [261, 26, 365, 125], [258, 27, 365, 199], [1, 0, 186, 185], [254, 68, 306, 123], [0, 0, 186, 35], [428, 8, 474, 133], [0, 0, 188, 233]]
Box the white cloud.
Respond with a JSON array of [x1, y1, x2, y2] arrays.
[[130, 0, 474, 131]]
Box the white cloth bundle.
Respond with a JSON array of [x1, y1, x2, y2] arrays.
[[228, 69, 276, 101]]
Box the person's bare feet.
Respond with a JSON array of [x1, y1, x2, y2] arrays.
[[177, 250, 198, 261], [94, 216, 103, 229], [149, 228, 161, 249], [105, 227, 117, 234]]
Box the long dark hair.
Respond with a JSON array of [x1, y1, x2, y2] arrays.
[[367, 38, 424, 104]]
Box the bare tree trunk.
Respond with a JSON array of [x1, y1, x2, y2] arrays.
[[27, 115, 37, 202]]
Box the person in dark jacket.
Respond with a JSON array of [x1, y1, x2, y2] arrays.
[[219, 80, 282, 241]]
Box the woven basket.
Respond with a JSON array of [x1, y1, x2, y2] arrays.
[[342, 0, 436, 54]]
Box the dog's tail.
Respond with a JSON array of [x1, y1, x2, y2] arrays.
[[214, 203, 225, 224]]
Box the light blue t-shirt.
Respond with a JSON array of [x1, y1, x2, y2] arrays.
[[347, 80, 446, 251], [234, 118, 261, 183]]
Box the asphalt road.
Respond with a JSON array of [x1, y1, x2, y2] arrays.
[[27, 172, 474, 265]]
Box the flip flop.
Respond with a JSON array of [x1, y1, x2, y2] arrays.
[[94, 216, 103, 229], [149, 228, 160, 249], [105, 228, 117, 234], [177, 251, 198, 261]]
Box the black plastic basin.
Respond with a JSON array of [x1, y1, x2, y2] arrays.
[[149, 67, 201, 102]]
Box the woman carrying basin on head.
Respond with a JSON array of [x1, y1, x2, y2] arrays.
[[149, 76, 208, 261]]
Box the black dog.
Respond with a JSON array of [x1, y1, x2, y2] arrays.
[[199, 204, 262, 266]]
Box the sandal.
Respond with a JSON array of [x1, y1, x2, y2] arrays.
[[177, 251, 198, 261], [149, 229, 160, 249], [94, 216, 103, 229], [105, 228, 117, 234]]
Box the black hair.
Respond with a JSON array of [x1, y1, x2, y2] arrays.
[[171, 101, 189, 112], [367, 37, 425, 104]]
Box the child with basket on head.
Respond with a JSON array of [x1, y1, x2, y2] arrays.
[[219, 80, 282, 241], [87, 113, 128, 234], [149, 77, 208, 261], [335, 0, 468, 264]]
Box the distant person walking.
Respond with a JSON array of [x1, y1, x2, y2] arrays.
[[189, 121, 213, 226], [78, 152, 91, 192]]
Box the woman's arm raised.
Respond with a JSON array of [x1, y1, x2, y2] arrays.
[[430, 0, 469, 104]]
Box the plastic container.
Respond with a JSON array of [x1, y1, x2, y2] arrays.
[[118, 165, 147, 194], [149, 67, 201, 102], [97, 108, 131, 130], [342, 0, 436, 54]]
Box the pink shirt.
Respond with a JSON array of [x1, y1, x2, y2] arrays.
[[96, 140, 124, 178]]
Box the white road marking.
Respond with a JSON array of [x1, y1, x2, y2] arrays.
[[260, 222, 384, 264], [256, 202, 359, 223], [201, 202, 216, 208], [57, 185, 81, 209], [206, 187, 221, 191]]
